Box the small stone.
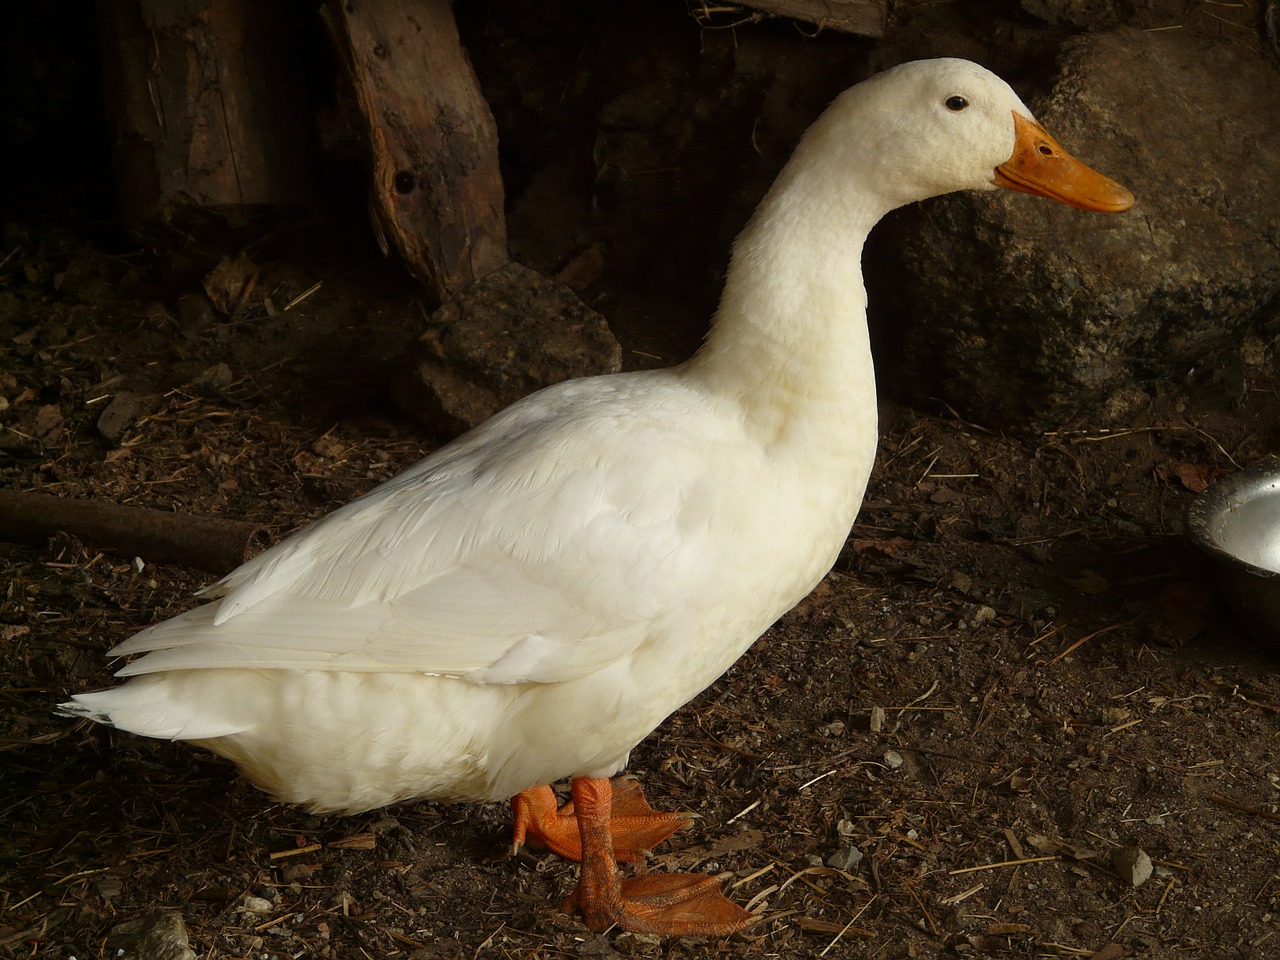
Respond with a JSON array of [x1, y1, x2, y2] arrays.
[[32, 403, 62, 437], [972, 605, 997, 625], [97, 392, 142, 442], [883, 749, 904, 770], [108, 912, 195, 960], [821, 720, 846, 736], [191, 362, 235, 393], [282, 863, 319, 883], [944, 905, 970, 932], [311, 434, 347, 459], [613, 931, 664, 953], [202, 254, 259, 316], [825, 844, 863, 871], [95, 877, 123, 899], [869, 706, 885, 732], [241, 895, 273, 913], [576, 934, 622, 958], [1111, 845, 1153, 887]]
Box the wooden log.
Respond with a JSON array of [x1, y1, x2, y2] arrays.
[[0, 490, 265, 575], [96, 0, 313, 224], [696, 0, 888, 36], [327, 0, 509, 303]]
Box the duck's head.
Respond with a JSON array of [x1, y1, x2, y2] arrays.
[[807, 58, 1134, 216]]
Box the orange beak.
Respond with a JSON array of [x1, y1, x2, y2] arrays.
[[993, 112, 1134, 213]]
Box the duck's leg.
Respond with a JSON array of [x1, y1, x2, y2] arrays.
[[562, 776, 756, 936], [510, 778, 691, 863]]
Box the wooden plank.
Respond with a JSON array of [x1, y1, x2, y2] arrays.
[[698, 0, 888, 36], [96, 0, 313, 222], [328, 0, 509, 303]]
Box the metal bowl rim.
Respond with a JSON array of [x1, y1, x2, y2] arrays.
[[1185, 459, 1280, 581]]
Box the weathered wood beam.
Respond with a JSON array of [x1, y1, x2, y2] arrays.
[[328, 0, 509, 303], [96, 0, 313, 223]]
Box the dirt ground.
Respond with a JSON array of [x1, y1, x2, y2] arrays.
[[4, 3, 1280, 959]]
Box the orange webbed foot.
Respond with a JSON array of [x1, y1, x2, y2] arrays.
[[566, 870, 757, 936], [511, 777, 692, 863], [562, 777, 756, 937]]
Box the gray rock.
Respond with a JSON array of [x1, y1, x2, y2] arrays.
[[1111, 844, 1154, 887], [576, 934, 622, 958], [108, 912, 196, 960], [393, 261, 622, 435], [972, 604, 998, 625], [825, 844, 864, 870], [32, 404, 62, 438], [97, 392, 142, 442], [191, 362, 235, 392], [887, 27, 1280, 430], [94, 876, 123, 899]]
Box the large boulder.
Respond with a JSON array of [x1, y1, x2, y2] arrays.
[[883, 27, 1280, 429], [392, 261, 622, 435]]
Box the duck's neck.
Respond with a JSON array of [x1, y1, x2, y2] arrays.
[[685, 150, 890, 456]]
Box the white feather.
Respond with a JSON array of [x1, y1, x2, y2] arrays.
[[58, 59, 1121, 814]]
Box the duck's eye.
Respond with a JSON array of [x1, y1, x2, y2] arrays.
[[945, 95, 968, 112]]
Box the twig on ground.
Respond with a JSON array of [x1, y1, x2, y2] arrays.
[[0, 489, 266, 574]]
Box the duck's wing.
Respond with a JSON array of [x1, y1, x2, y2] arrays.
[[111, 383, 736, 686]]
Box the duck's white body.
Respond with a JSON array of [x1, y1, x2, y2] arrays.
[[88, 361, 875, 811], [61, 59, 1131, 818]]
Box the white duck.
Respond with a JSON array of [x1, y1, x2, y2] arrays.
[[60, 58, 1132, 936]]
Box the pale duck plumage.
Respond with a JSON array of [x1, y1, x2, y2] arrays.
[[60, 59, 1130, 817]]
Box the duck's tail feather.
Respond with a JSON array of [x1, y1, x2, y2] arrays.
[[56, 674, 252, 740]]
